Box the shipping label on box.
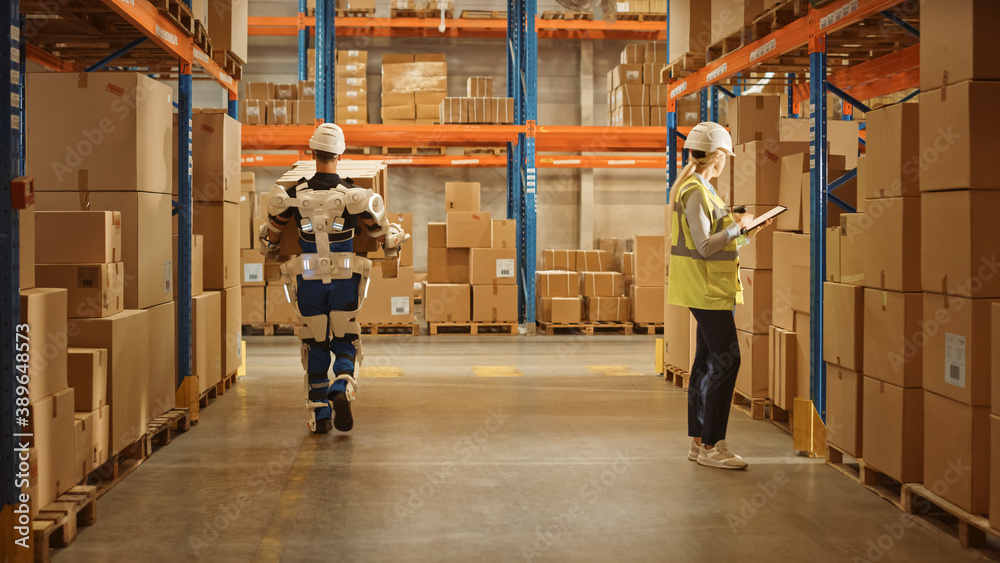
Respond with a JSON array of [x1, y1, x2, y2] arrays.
[[470, 248, 516, 286]]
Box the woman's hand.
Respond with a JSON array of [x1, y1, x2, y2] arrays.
[[736, 213, 756, 231]]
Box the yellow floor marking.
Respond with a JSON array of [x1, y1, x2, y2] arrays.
[[362, 366, 404, 378], [252, 440, 318, 563], [588, 365, 643, 376], [473, 366, 524, 378]]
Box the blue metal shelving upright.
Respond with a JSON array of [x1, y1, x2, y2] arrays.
[[315, 0, 335, 122], [508, 0, 537, 326]]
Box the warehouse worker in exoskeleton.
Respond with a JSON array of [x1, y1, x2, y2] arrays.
[[258, 123, 409, 434], [667, 122, 772, 470]]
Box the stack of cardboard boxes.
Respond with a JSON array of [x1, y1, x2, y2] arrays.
[[613, 0, 668, 16], [335, 50, 369, 125], [916, 0, 998, 518], [239, 172, 266, 327], [668, 0, 711, 62], [607, 43, 668, 127], [241, 81, 316, 126], [709, 0, 764, 44], [631, 236, 665, 325], [382, 54, 448, 125], [536, 245, 637, 325], [359, 212, 416, 327], [439, 76, 516, 125], [308, 0, 376, 14], [425, 183, 517, 325]]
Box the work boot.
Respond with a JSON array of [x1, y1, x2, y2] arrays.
[[313, 418, 333, 434], [331, 391, 354, 432]]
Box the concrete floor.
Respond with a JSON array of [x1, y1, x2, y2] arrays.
[[56, 335, 980, 562]]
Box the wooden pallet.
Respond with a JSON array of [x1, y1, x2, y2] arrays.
[[540, 11, 593, 20], [212, 49, 242, 80], [361, 322, 420, 335], [147, 408, 192, 449], [336, 8, 375, 17], [769, 402, 792, 435], [860, 463, 907, 511], [902, 483, 1000, 555], [751, 0, 811, 41], [664, 52, 706, 80], [381, 146, 447, 155], [633, 323, 663, 335], [460, 9, 506, 19], [217, 371, 237, 395], [464, 146, 506, 156], [151, 0, 194, 36], [32, 485, 98, 562], [242, 323, 301, 336], [825, 443, 863, 484], [429, 321, 518, 335], [614, 12, 667, 21], [193, 20, 213, 59], [706, 26, 753, 63], [391, 9, 455, 18], [664, 364, 690, 390], [731, 390, 768, 420]]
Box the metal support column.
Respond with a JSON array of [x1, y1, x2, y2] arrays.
[[666, 102, 677, 198], [315, 0, 335, 122], [298, 0, 310, 82], [699, 89, 708, 123], [787, 73, 797, 118], [1, 0, 22, 506], [808, 36, 828, 421], [228, 90, 238, 120], [177, 62, 193, 390]]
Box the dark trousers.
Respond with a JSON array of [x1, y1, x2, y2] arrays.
[[687, 308, 741, 446]]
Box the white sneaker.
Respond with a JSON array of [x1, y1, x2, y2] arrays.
[[697, 440, 748, 470], [688, 440, 700, 461]]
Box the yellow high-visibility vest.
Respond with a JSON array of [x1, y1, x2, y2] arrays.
[[667, 176, 743, 310]]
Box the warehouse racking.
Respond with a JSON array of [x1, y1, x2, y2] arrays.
[[662, 0, 919, 421], [0, 0, 241, 505]]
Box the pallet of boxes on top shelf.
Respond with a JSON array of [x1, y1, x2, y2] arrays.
[[439, 76, 515, 125], [242, 80, 317, 126], [535, 242, 632, 336], [607, 42, 666, 126], [391, 0, 455, 18]]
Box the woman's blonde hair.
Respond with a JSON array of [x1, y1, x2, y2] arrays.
[[668, 148, 727, 209]]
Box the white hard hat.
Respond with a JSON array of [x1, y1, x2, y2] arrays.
[[309, 123, 346, 155], [685, 122, 735, 156]]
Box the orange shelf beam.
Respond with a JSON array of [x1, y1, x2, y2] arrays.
[[25, 43, 81, 72], [668, 0, 909, 101], [241, 153, 669, 169], [247, 16, 665, 40], [791, 44, 919, 107]]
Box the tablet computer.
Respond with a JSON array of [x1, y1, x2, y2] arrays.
[[739, 205, 787, 233]]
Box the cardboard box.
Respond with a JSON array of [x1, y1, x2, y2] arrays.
[[36, 191, 174, 309], [859, 197, 921, 293], [446, 212, 491, 248], [921, 190, 1000, 298], [771, 232, 810, 321], [265, 284, 298, 324], [424, 283, 471, 322], [921, 293, 997, 406], [19, 205, 35, 290], [190, 113, 241, 203], [207, 0, 248, 64], [650, 107, 669, 127], [19, 288, 68, 400], [615, 84, 649, 107], [427, 222, 447, 248], [360, 265, 414, 324], [864, 103, 920, 198], [439, 98, 466, 124], [67, 309, 149, 456], [735, 269, 773, 334], [801, 169, 856, 235], [35, 263, 124, 319], [729, 95, 780, 145], [770, 326, 797, 410], [445, 182, 480, 212], [585, 296, 629, 323], [340, 104, 371, 121], [577, 250, 613, 273], [611, 105, 650, 127], [241, 248, 264, 287], [427, 247, 470, 284], [731, 142, 810, 205], [663, 302, 691, 369], [630, 286, 664, 324], [650, 84, 669, 107], [920, 81, 1000, 192], [642, 63, 662, 85], [221, 287, 241, 377], [193, 201, 240, 290], [823, 282, 864, 371], [921, 0, 1000, 92], [612, 64, 644, 89], [241, 286, 265, 324], [493, 98, 514, 124], [240, 99, 265, 125], [994, 303, 1000, 416], [492, 220, 515, 249], [26, 73, 172, 193], [826, 363, 863, 458], [271, 83, 298, 100], [35, 211, 122, 264], [296, 100, 316, 125], [539, 297, 582, 324], [738, 206, 774, 269], [145, 301, 176, 420], [68, 348, 107, 411], [793, 312, 812, 400], [337, 62, 367, 79], [736, 330, 768, 398], [633, 235, 665, 287], [777, 153, 847, 232], [467, 97, 492, 124], [472, 284, 517, 323], [266, 101, 296, 125], [862, 376, 923, 483], [381, 62, 448, 94], [923, 391, 990, 514], [239, 192, 255, 249], [298, 80, 316, 100], [620, 43, 645, 64], [537, 271, 578, 298], [173, 235, 204, 298], [826, 227, 841, 282], [336, 49, 368, 64], [245, 82, 271, 100], [623, 252, 634, 276], [193, 291, 222, 393], [581, 272, 624, 297], [839, 214, 866, 286], [669, 0, 713, 59], [541, 250, 577, 271], [466, 76, 494, 97], [27, 389, 76, 516], [861, 288, 920, 387], [73, 411, 93, 483], [469, 248, 516, 286], [645, 41, 667, 64], [992, 415, 1000, 529], [710, 0, 764, 43]]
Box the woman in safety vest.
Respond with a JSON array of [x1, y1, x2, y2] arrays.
[[667, 122, 771, 470]]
